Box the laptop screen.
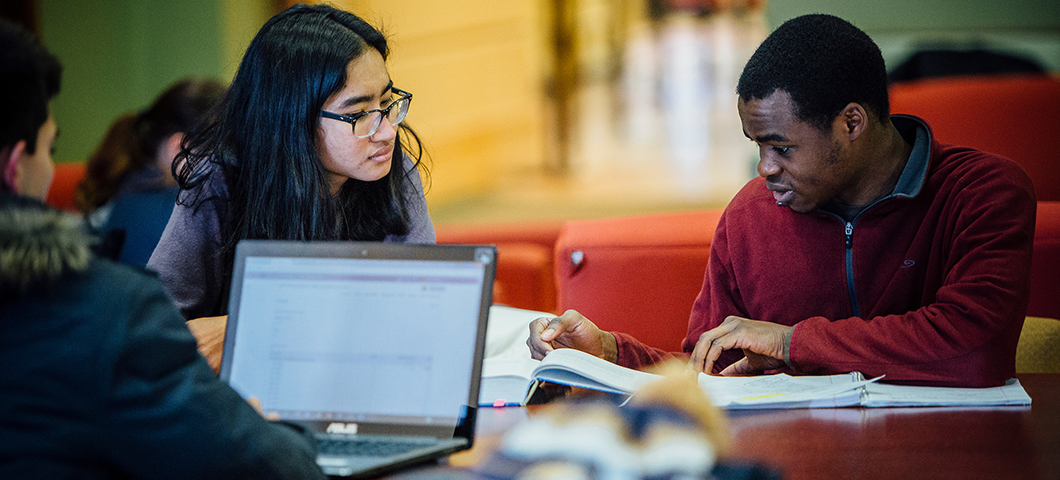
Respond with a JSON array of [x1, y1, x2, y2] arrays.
[[220, 241, 494, 435]]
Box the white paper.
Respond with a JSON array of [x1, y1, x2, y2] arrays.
[[699, 372, 874, 409], [861, 378, 1032, 407]]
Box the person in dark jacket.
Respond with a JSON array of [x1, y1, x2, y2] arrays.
[[0, 17, 326, 479]]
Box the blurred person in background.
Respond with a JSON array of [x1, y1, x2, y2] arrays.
[[76, 78, 224, 265]]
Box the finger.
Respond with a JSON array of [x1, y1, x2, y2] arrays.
[[541, 316, 571, 342], [247, 396, 274, 419], [689, 319, 739, 373], [690, 332, 724, 374], [526, 318, 555, 360], [688, 336, 710, 373], [526, 335, 554, 360], [528, 317, 556, 345], [689, 328, 717, 372], [719, 356, 751, 376], [528, 316, 558, 341], [707, 325, 749, 376], [703, 334, 728, 375], [528, 317, 549, 336]]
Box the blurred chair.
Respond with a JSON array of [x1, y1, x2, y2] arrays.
[[889, 74, 1060, 201], [1016, 317, 1060, 373], [1018, 201, 1060, 374], [436, 220, 564, 313], [553, 210, 723, 351], [888, 49, 1044, 83], [44, 162, 86, 212], [1029, 201, 1060, 321]]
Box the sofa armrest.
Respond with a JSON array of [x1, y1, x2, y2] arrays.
[[436, 220, 564, 313], [1029, 201, 1060, 320], [553, 210, 724, 351]]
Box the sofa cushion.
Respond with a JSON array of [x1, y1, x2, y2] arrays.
[[554, 210, 723, 351]]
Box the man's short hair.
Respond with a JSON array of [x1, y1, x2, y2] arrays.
[[0, 18, 62, 154], [736, 14, 889, 131]]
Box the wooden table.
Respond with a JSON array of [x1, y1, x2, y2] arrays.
[[722, 373, 1060, 480], [398, 373, 1060, 480]]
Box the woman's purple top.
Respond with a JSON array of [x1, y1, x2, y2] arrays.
[[146, 156, 435, 319]]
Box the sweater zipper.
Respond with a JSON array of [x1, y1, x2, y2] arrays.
[[820, 186, 906, 318], [844, 221, 860, 317]]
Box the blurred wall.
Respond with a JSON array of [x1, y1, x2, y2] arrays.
[[332, 0, 550, 205], [33, 0, 1060, 208], [37, 0, 549, 207], [37, 0, 273, 165], [764, 0, 1060, 73]]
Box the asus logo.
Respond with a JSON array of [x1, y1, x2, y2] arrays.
[[326, 422, 359, 434]]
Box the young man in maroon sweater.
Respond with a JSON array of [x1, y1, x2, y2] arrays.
[[527, 14, 1035, 388]]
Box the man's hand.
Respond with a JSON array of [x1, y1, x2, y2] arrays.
[[688, 315, 793, 375], [527, 309, 618, 363]]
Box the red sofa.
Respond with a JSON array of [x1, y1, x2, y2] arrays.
[[889, 74, 1060, 202], [436, 220, 564, 314], [553, 210, 723, 351], [44, 162, 86, 212]]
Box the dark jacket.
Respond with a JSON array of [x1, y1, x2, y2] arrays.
[[0, 195, 326, 479]]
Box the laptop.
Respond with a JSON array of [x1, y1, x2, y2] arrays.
[[219, 240, 496, 478]]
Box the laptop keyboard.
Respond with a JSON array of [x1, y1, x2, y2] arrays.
[[318, 438, 434, 457]]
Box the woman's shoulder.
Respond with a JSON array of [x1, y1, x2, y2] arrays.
[[177, 160, 230, 203]]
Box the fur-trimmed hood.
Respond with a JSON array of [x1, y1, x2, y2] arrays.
[[0, 195, 93, 293]]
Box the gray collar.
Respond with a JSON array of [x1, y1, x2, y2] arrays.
[[890, 115, 931, 199], [816, 115, 930, 222]]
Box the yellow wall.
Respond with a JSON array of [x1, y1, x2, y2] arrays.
[[333, 0, 550, 206], [219, 0, 275, 80]]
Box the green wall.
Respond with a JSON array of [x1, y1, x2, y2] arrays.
[[765, 0, 1060, 73], [765, 0, 1060, 31], [37, 0, 272, 163]]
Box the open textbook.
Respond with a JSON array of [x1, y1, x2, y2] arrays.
[[478, 349, 1032, 409]]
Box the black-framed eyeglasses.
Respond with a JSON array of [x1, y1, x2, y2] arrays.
[[320, 87, 412, 139]]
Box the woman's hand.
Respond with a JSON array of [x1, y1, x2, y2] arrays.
[[185, 315, 228, 374]]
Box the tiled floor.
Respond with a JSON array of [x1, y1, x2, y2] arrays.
[[430, 8, 768, 225]]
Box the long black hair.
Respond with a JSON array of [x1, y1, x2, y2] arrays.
[[175, 4, 427, 260]]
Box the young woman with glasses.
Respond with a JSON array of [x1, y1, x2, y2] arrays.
[[148, 4, 434, 335]]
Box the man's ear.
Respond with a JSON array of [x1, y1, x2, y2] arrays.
[[839, 103, 867, 141], [2, 140, 28, 194]]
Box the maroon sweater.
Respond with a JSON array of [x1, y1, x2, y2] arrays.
[[614, 116, 1036, 387]]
